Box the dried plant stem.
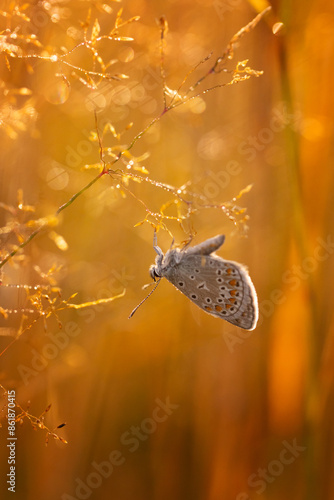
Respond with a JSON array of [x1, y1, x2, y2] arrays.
[[56, 172, 103, 215], [0, 172, 103, 270], [0, 226, 44, 269], [0, 8, 269, 271]]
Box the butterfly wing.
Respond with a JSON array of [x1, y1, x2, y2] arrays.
[[163, 253, 258, 330]]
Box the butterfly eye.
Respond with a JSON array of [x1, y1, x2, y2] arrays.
[[149, 266, 160, 281]]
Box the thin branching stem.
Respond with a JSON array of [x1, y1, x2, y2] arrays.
[[0, 8, 269, 271]]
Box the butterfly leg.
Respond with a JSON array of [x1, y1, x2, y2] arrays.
[[153, 229, 163, 257], [181, 234, 194, 251]]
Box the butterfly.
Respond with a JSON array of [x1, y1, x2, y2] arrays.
[[130, 233, 258, 330]]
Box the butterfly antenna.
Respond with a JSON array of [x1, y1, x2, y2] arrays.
[[128, 278, 161, 318]]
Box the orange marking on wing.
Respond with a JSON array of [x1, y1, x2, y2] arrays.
[[215, 305, 223, 312], [205, 306, 213, 312], [229, 298, 236, 304], [229, 279, 237, 286]]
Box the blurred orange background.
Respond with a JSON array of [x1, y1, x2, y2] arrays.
[[0, 1, 333, 499]]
